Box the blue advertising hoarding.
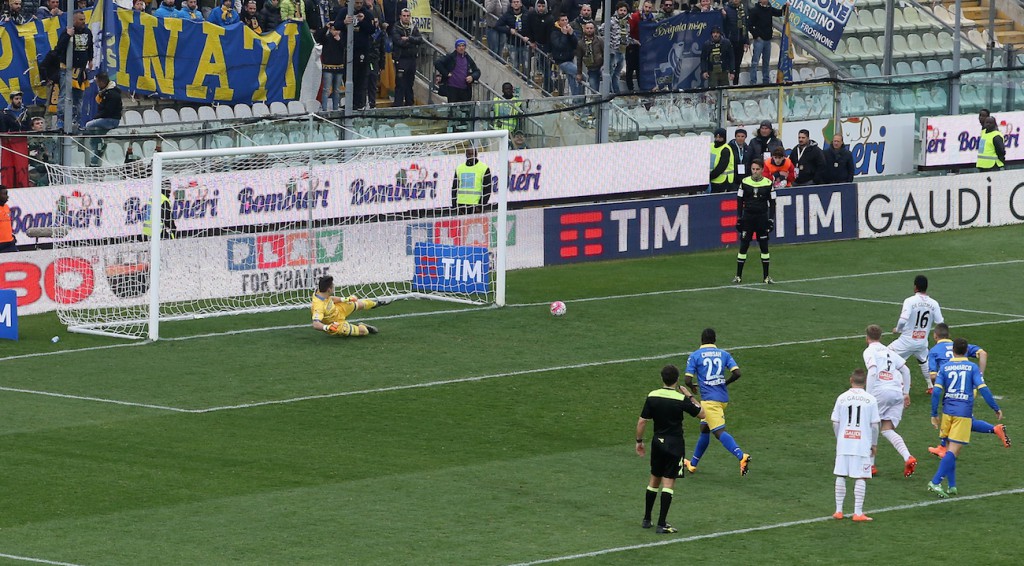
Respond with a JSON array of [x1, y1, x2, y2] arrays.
[[0, 289, 18, 341], [543, 184, 857, 265], [413, 243, 490, 294]]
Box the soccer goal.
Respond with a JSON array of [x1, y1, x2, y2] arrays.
[[48, 130, 510, 340]]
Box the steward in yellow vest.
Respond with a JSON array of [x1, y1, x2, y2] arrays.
[[451, 146, 493, 209], [709, 128, 735, 193], [977, 116, 1005, 171]]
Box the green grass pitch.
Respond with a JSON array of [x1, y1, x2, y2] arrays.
[[1, 224, 1022, 565]]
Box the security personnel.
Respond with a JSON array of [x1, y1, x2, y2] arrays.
[[492, 82, 522, 133], [977, 116, 1005, 171], [733, 158, 776, 284], [142, 186, 176, 239], [451, 146, 493, 209], [709, 127, 734, 194]]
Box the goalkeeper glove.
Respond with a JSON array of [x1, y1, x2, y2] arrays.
[[324, 322, 339, 333]]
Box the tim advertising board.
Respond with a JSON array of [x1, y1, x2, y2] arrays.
[[858, 170, 1024, 237], [921, 111, 1024, 168], [543, 184, 857, 264], [728, 113, 915, 178]]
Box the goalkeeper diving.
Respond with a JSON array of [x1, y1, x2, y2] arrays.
[[311, 275, 389, 336]]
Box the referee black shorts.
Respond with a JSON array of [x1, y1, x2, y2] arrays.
[[650, 436, 686, 479], [741, 213, 771, 240]]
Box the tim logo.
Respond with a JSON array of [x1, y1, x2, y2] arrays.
[[412, 243, 489, 294], [227, 230, 343, 271], [556, 211, 604, 259], [924, 123, 948, 154], [718, 199, 738, 244]]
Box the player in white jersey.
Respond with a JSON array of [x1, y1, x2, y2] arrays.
[[889, 275, 944, 393], [863, 324, 916, 479], [831, 369, 880, 522]]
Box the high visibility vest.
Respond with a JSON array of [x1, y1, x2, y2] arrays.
[[455, 161, 488, 205], [977, 129, 1004, 169], [142, 193, 172, 238], [742, 175, 772, 190], [710, 143, 734, 184], [492, 97, 522, 132]]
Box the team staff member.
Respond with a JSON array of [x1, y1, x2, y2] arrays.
[[708, 128, 734, 194], [636, 365, 704, 534], [0, 186, 15, 253], [977, 115, 1005, 171], [733, 158, 776, 284], [311, 275, 388, 336], [451, 145, 493, 209]]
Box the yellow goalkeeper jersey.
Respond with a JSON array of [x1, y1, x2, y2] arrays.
[[311, 293, 356, 325]]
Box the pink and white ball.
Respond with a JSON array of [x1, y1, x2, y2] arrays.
[[550, 301, 567, 317]]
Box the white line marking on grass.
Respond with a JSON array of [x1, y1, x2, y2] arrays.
[[0, 341, 148, 363], [191, 317, 1024, 413], [738, 287, 1024, 318], [0, 552, 83, 566], [511, 259, 1024, 307], [506, 488, 1024, 565], [0, 385, 194, 413]]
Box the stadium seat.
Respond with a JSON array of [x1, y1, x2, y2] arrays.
[[161, 140, 179, 152], [287, 130, 306, 144], [892, 34, 911, 57], [912, 60, 928, 75], [812, 66, 829, 79], [179, 107, 199, 123], [849, 91, 869, 115], [177, 137, 201, 151], [303, 100, 321, 113], [861, 36, 883, 59], [923, 33, 943, 56], [908, 34, 931, 57], [932, 4, 954, 24], [377, 124, 395, 137], [358, 125, 377, 138], [798, 67, 814, 82], [393, 123, 412, 138], [251, 102, 271, 117], [903, 5, 925, 30], [894, 61, 913, 79], [849, 64, 866, 78], [941, 58, 955, 72], [742, 100, 760, 123], [758, 98, 776, 121], [892, 8, 909, 31], [161, 108, 180, 124], [652, 134, 667, 140], [197, 106, 217, 122], [143, 109, 162, 125], [123, 110, 144, 126], [103, 141, 125, 164], [665, 105, 687, 128], [269, 101, 289, 115], [927, 59, 943, 74], [971, 56, 987, 69], [211, 134, 233, 148], [865, 63, 882, 78], [785, 96, 809, 120], [287, 101, 306, 115], [842, 37, 864, 61], [729, 100, 748, 124], [234, 104, 253, 119], [215, 105, 234, 120]]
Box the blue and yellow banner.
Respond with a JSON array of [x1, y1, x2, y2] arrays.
[[638, 12, 721, 92], [771, 0, 855, 53], [777, 5, 794, 83], [0, 4, 312, 107]]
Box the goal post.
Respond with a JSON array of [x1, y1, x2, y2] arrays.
[[52, 130, 510, 341]]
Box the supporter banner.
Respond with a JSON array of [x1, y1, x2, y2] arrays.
[[920, 111, 1024, 168], [770, 0, 855, 53], [857, 170, 1024, 238], [4, 208, 544, 315], [8, 137, 709, 245], [728, 113, 915, 178], [639, 12, 721, 91], [543, 183, 857, 264], [408, 0, 433, 34], [0, 6, 311, 107]]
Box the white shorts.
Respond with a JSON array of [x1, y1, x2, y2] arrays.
[[888, 336, 928, 364], [875, 390, 905, 427], [834, 454, 873, 479]]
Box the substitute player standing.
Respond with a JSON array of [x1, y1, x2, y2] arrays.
[[733, 158, 776, 284], [890, 275, 943, 393], [681, 328, 751, 476], [831, 369, 880, 522], [927, 324, 1009, 458], [636, 365, 704, 534], [928, 338, 1004, 498], [863, 325, 916, 478], [311, 275, 388, 336]]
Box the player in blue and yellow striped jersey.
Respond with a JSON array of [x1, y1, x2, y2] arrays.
[[311, 275, 388, 337], [682, 328, 751, 476], [928, 338, 1004, 497], [926, 324, 1010, 457]]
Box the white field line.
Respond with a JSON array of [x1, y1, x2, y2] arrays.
[[738, 287, 1024, 319], [1, 318, 1022, 414], [2, 259, 1020, 363], [0, 552, 83, 566], [506, 487, 1024, 566]]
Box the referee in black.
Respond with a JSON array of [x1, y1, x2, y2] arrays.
[[636, 365, 704, 534], [733, 158, 777, 285]]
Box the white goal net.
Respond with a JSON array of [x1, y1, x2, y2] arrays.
[[48, 130, 510, 340]]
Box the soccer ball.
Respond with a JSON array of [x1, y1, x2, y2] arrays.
[[550, 301, 566, 316]]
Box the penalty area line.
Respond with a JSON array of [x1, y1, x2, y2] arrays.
[[0, 552, 84, 566], [506, 488, 1024, 565]]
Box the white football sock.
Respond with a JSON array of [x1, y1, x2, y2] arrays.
[[854, 479, 867, 515], [835, 477, 846, 514], [882, 429, 912, 460]]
